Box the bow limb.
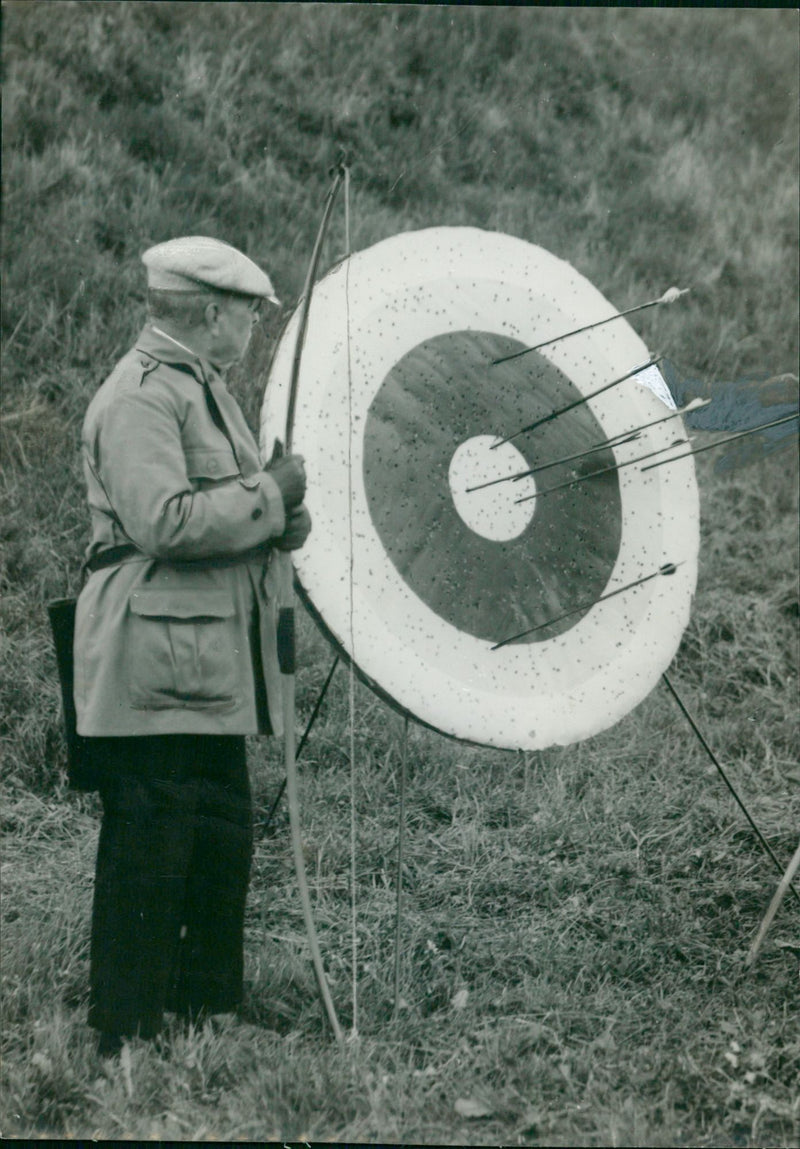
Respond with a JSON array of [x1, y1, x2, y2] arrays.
[[285, 169, 345, 453], [276, 166, 345, 1042]]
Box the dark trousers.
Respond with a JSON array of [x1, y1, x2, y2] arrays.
[[87, 735, 252, 1040]]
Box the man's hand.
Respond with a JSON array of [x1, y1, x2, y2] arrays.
[[274, 504, 312, 551], [266, 453, 306, 511]]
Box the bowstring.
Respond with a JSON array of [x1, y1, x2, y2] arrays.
[[343, 164, 359, 1039]]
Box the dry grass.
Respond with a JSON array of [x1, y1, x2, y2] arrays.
[[1, 4, 798, 1143]]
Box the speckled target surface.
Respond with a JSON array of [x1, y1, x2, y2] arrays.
[[260, 228, 699, 750]]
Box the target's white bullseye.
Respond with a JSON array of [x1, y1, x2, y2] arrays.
[[448, 436, 536, 542]]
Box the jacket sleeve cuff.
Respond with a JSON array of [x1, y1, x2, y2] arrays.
[[239, 472, 286, 537]]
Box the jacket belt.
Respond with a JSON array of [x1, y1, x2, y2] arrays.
[[84, 544, 273, 575], [84, 544, 141, 574]]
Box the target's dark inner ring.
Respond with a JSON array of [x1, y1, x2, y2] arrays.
[[363, 330, 622, 644]]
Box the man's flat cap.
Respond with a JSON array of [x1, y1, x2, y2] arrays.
[[142, 236, 280, 303]]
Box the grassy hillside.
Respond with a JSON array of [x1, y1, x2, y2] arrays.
[[1, 4, 798, 1143]]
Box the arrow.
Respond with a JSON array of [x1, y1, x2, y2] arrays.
[[466, 432, 641, 494], [513, 437, 690, 505], [491, 562, 680, 649], [490, 356, 661, 450], [640, 413, 799, 472], [491, 287, 689, 367], [467, 400, 709, 495]]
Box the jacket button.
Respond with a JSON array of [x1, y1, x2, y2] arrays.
[[251, 507, 263, 520]]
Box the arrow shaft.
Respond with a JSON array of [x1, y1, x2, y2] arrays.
[[492, 298, 666, 367], [492, 356, 659, 449], [492, 563, 677, 649], [519, 432, 640, 479], [600, 399, 710, 445], [468, 400, 704, 495], [640, 413, 798, 472], [467, 433, 640, 494], [514, 437, 689, 504]]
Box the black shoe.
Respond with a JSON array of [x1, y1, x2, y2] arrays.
[[97, 1032, 124, 1058]]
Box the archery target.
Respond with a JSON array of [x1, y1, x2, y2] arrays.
[[260, 227, 699, 750]]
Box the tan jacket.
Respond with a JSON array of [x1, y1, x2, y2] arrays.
[[74, 324, 287, 737]]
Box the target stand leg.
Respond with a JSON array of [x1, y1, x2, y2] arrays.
[[393, 715, 410, 1016], [261, 654, 340, 835], [663, 672, 799, 904]]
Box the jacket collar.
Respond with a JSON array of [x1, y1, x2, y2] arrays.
[[134, 324, 217, 383]]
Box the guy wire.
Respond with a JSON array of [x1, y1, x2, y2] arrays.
[[662, 673, 799, 903], [343, 165, 359, 1037], [393, 715, 409, 1015]]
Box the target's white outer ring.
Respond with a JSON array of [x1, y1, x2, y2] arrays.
[[261, 228, 699, 750]]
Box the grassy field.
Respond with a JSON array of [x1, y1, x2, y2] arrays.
[[1, 4, 798, 1143]]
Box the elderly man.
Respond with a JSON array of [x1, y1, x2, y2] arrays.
[[74, 236, 308, 1057]]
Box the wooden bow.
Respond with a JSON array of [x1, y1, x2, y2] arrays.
[[275, 166, 346, 1041]]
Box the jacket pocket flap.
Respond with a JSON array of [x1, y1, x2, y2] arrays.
[[184, 446, 239, 480], [130, 589, 235, 620]]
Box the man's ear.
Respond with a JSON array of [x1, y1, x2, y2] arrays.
[[203, 299, 221, 330]]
